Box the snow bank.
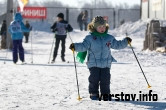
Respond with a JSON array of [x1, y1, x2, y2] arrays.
[[111, 20, 148, 38], [0, 19, 166, 110]]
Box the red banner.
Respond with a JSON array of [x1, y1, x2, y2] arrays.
[[17, 7, 47, 19]]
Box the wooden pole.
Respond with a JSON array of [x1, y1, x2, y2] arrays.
[[6, 0, 13, 49]]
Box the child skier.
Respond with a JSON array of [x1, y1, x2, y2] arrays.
[[69, 16, 132, 100], [51, 13, 73, 63], [8, 12, 30, 64]]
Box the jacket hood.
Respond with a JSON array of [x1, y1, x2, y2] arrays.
[[14, 13, 23, 21], [88, 22, 109, 32]]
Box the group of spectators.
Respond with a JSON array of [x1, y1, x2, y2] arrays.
[[77, 10, 89, 31]]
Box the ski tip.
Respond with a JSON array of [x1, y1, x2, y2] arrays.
[[22, 62, 27, 65], [148, 85, 151, 88], [51, 61, 55, 64]]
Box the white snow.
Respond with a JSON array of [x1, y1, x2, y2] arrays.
[[0, 20, 166, 110]]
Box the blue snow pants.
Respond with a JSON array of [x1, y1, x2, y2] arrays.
[[88, 67, 111, 94], [12, 40, 24, 63]]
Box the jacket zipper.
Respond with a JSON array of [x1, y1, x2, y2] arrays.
[[100, 37, 103, 67], [88, 43, 97, 67]]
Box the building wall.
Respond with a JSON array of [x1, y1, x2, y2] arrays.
[[142, 0, 166, 20], [142, 1, 148, 19]]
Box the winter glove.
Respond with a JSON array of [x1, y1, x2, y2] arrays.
[[51, 29, 55, 32], [66, 24, 73, 32], [69, 43, 75, 51], [126, 37, 132, 44], [51, 28, 57, 33]]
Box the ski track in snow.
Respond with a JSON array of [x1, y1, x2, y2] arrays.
[[0, 21, 166, 110]]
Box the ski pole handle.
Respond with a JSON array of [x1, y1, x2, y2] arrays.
[[72, 48, 75, 54], [128, 41, 132, 47]]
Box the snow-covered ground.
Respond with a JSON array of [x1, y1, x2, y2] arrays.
[[0, 20, 166, 110]]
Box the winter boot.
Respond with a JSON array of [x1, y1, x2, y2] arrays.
[[13, 61, 17, 64], [51, 57, 56, 63], [13, 59, 18, 64], [21, 60, 26, 64], [51, 59, 55, 63], [90, 94, 99, 100], [61, 57, 65, 62]]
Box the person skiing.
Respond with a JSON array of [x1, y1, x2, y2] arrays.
[[0, 20, 7, 49], [8, 12, 30, 64], [69, 16, 132, 100], [51, 13, 73, 63], [24, 20, 31, 43]]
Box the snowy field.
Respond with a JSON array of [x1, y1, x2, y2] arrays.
[[0, 20, 166, 110]]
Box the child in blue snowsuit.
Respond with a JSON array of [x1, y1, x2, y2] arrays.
[[69, 16, 132, 100], [9, 12, 30, 64]]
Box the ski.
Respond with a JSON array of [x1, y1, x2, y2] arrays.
[[13, 62, 27, 65], [49, 61, 75, 64]]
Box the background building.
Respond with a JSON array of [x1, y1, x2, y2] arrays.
[[141, 0, 166, 20]]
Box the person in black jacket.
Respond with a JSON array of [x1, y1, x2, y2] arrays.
[[82, 10, 88, 31], [0, 20, 7, 49], [24, 20, 31, 43], [51, 13, 73, 63], [77, 11, 83, 31]]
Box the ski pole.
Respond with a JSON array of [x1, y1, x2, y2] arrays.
[[4, 41, 11, 64], [30, 28, 33, 64], [48, 35, 55, 64], [68, 32, 82, 101], [128, 41, 151, 88]]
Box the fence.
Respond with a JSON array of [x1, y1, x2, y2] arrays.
[[118, 9, 140, 26], [45, 7, 140, 29], [6, 7, 141, 29], [46, 7, 115, 29]]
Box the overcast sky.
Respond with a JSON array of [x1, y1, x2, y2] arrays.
[[0, 0, 140, 7]]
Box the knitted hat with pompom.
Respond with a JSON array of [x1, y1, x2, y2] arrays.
[[92, 16, 106, 29]]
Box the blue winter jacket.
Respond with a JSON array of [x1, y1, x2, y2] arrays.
[[8, 13, 30, 40], [74, 34, 128, 68]]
